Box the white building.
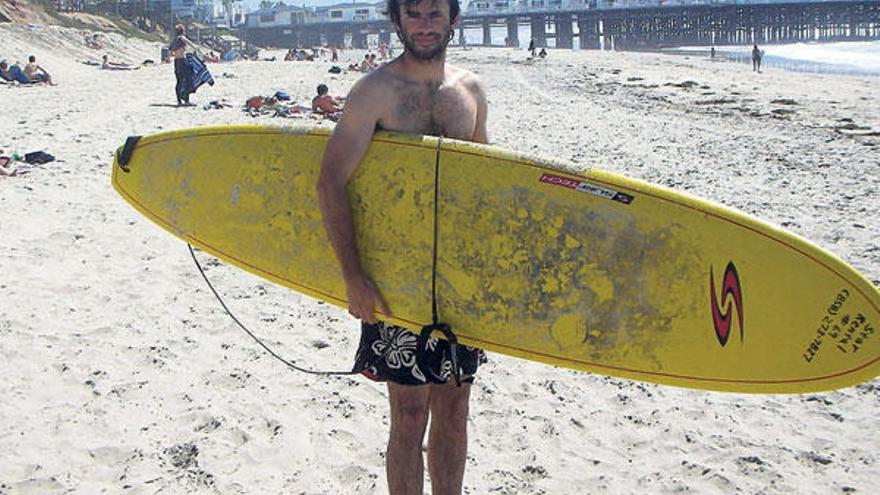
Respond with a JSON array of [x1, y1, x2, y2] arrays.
[[244, 5, 309, 28], [312, 2, 386, 23]]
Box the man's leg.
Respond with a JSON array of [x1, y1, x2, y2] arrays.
[[386, 383, 431, 495], [427, 379, 472, 495]]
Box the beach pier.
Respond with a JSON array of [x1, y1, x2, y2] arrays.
[[239, 1, 880, 50], [455, 1, 880, 49]]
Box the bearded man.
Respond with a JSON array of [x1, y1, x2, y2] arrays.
[[316, 0, 488, 493]]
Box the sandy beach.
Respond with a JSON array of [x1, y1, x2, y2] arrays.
[[1, 21, 879, 494]]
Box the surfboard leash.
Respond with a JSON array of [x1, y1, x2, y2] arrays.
[[188, 243, 367, 377], [416, 136, 463, 387]]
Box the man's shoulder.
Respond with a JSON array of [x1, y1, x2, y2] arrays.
[[351, 65, 398, 96], [448, 65, 485, 95]]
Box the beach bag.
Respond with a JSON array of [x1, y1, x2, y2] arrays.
[[24, 151, 55, 164]]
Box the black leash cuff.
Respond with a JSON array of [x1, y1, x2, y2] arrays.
[[418, 322, 462, 387]]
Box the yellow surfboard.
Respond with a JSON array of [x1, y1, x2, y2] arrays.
[[111, 125, 879, 393]]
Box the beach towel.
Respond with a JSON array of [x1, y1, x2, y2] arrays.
[[186, 53, 214, 94]]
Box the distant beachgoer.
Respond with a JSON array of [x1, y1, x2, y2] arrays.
[[538, 48, 547, 59], [0, 61, 12, 82], [169, 24, 200, 105], [378, 41, 387, 60], [101, 54, 137, 70], [352, 53, 372, 72], [0, 60, 33, 84], [528, 38, 536, 57], [85, 33, 105, 50], [1, 155, 21, 176], [710, 46, 716, 59], [331, 46, 338, 62], [752, 44, 762, 72], [311, 83, 344, 119], [24, 56, 54, 85]]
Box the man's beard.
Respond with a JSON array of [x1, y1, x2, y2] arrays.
[[398, 26, 452, 61]]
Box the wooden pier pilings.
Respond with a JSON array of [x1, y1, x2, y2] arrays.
[[241, 1, 880, 50]]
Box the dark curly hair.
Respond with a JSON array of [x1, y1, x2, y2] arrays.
[[385, 0, 461, 28]]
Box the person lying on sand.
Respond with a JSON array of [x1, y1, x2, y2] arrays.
[[1, 60, 39, 85], [0, 156, 29, 177], [24, 55, 55, 85], [101, 55, 138, 70], [0, 61, 12, 82]]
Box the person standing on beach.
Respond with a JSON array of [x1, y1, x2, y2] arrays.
[[752, 43, 762, 72], [169, 24, 199, 105], [316, 1, 488, 493]]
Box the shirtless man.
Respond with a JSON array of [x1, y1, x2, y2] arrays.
[[168, 24, 200, 105], [24, 55, 54, 85], [316, 1, 487, 493]]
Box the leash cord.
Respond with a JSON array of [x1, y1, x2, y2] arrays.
[[188, 244, 362, 376]]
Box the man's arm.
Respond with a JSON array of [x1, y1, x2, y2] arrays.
[[316, 76, 390, 324], [470, 77, 489, 144]]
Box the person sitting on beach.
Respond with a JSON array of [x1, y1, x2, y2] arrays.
[[538, 48, 547, 59], [85, 34, 105, 50], [24, 55, 55, 85], [349, 54, 373, 72], [311, 83, 344, 116], [101, 54, 138, 70]]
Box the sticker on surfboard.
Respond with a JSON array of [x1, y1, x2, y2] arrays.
[[539, 173, 634, 205]]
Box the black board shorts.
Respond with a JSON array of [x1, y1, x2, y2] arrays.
[[353, 321, 487, 386]]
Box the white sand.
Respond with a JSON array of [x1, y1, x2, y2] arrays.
[[1, 22, 879, 494]]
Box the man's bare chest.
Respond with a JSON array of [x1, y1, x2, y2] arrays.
[[379, 84, 477, 140]]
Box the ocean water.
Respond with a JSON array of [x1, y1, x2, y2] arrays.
[[456, 24, 880, 76], [696, 41, 880, 76]]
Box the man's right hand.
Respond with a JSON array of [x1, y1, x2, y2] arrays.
[[345, 274, 391, 324]]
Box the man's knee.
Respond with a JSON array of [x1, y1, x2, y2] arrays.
[[430, 382, 471, 431], [389, 388, 431, 435]]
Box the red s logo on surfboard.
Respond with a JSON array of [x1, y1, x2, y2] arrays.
[[710, 262, 744, 346]]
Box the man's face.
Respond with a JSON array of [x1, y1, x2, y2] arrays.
[[397, 0, 457, 61]]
